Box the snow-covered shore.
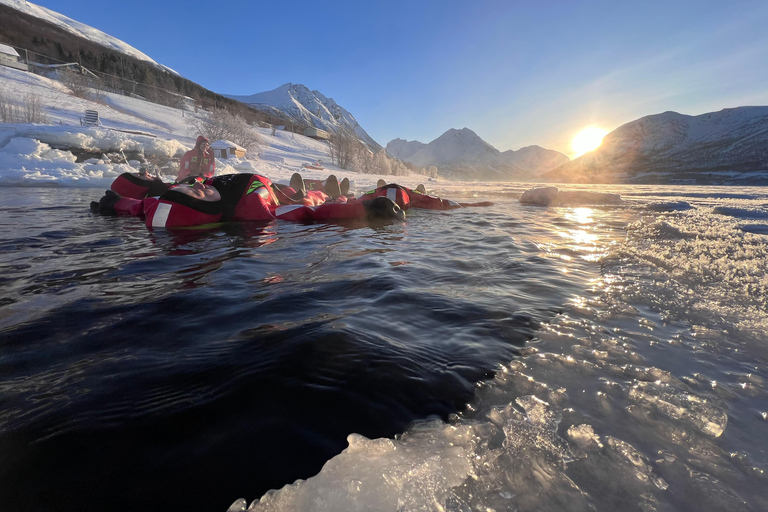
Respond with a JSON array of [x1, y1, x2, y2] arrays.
[[0, 66, 455, 195]]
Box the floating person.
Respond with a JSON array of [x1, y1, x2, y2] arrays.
[[93, 172, 406, 229], [360, 182, 494, 210], [109, 170, 171, 199], [176, 136, 215, 183]]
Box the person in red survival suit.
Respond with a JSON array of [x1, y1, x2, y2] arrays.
[[177, 136, 215, 183], [360, 183, 493, 210], [144, 180, 224, 229]]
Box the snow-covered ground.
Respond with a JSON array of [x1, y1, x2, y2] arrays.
[[0, 66, 467, 196]]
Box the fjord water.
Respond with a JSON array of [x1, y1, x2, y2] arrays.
[[0, 185, 766, 512]]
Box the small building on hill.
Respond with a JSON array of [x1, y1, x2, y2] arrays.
[[210, 140, 247, 159], [303, 127, 330, 141], [0, 43, 28, 71]]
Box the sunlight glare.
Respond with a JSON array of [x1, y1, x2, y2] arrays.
[[571, 126, 608, 157]]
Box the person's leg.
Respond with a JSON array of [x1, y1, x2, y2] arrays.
[[340, 177, 350, 196], [290, 172, 306, 196], [325, 174, 341, 198]]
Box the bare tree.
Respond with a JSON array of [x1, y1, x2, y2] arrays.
[[23, 93, 48, 123], [328, 131, 366, 170], [188, 108, 263, 153], [60, 69, 91, 99], [0, 93, 48, 123]]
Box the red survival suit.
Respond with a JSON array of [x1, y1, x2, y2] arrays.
[[177, 136, 216, 182], [360, 184, 461, 211]]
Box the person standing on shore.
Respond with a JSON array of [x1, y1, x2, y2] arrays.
[[176, 136, 215, 182]]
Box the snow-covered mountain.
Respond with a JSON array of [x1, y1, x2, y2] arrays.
[[225, 84, 382, 152], [386, 138, 426, 160], [386, 128, 568, 181], [502, 145, 569, 175], [546, 107, 768, 184], [0, 0, 177, 75]]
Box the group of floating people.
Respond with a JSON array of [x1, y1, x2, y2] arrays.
[[91, 135, 492, 229]]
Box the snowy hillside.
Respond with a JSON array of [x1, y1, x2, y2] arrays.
[[386, 128, 567, 181], [0, 0, 177, 75], [546, 107, 768, 184], [0, 66, 445, 194], [225, 84, 382, 152]]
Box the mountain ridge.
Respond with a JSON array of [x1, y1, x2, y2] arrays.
[[225, 84, 382, 152], [387, 128, 569, 181], [545, 106, 768, 184]]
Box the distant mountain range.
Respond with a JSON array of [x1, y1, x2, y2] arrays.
[[225, 84, 382, 151], [387, 128, 569, 181], [545, 107, 768, 184]]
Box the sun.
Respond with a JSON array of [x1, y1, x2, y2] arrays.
[[571, 126, 609, 158]]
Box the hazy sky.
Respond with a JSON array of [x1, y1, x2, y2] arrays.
[[30, 0, 768, 156]]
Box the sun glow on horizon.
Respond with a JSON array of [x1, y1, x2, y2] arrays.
[[571, 126, 608, 158]]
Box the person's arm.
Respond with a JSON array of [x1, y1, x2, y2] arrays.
[[177, 151, 192, 182], [206, 149, 215, 177]]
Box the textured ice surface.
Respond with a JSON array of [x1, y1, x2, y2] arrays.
[[231, 189, 768, 512]]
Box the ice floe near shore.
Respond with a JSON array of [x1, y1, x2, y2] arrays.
[[519, 186, 622, 206]]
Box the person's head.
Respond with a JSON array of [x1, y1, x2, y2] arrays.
[[196, 135, 210, 152], [364, 196, 405, 221]]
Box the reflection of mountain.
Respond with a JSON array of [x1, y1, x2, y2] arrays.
[[545, 107, 768, 184], [225, 84, 382, 151], [386, 128, 568, 181]]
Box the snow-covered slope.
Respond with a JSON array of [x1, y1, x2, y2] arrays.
[[0, 66, 442, 194], [225, 83, 382, 152], [546, 107, 768, 184], [0, 0, 177, 75]]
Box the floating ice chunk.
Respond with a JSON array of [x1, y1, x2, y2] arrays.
[[628, 381, 728, 437], [566, 424, 603, 455], [227, 498, 247, 512], [247, 426, 474, 512], [604, 437, 669, 490], [503, 396, 572, 466], [520, 186, 559, 206], [520, 186, 622, 206]]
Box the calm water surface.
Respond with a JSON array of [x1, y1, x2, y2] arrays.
[[0, 185, 766, 512]]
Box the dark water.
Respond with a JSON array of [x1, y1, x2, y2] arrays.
[[0, 188, 601, 512]]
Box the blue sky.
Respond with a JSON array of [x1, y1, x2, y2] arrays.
[[33, 0, 768, 156]]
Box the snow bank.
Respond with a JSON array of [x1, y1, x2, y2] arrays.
[[0, 124, 186, 157], [0, 137, 124, 187]]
